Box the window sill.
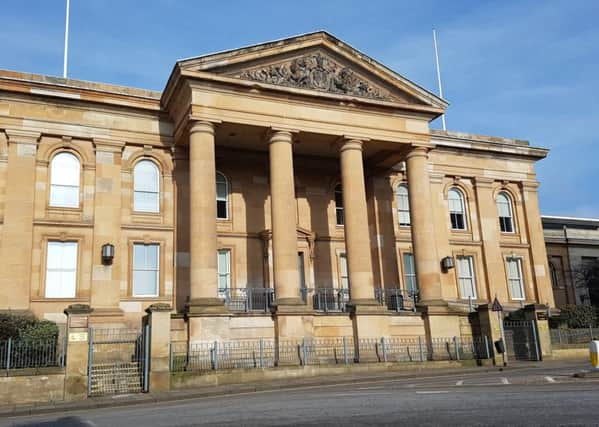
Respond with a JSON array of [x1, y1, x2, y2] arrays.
[[30, 297, 88, 303]]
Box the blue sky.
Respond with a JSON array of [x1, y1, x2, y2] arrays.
[[2, 0, 598, 217]]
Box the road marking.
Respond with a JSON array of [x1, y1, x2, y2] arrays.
[[416, 391, 449, 394], [501, 377, 510, 385], [545, 376, 556, 383], [357, 386, 385, 390], [456, 380, 464, 386]]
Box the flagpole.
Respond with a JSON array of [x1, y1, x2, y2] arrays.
[[63, 0, 70, 78], [432, 29, 446, 131]]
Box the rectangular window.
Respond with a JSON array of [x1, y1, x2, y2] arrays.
[[403, 253, 418, 294], [450, 212, 466, 230], [217, 249, 231, 296], [339, 253, 349, 289], [132, 243, 160, 297], [457, 256, 477, 299], [506, 257, 525, 300], [45, 241, 78, 298], [298, 252, 306, 290]]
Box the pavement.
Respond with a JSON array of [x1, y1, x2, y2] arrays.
[[1, 359, 597, 426]]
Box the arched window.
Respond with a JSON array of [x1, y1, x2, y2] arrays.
[[497, 191, 515, 233], [334, 184, 344, 226], [216, 172, 228, 219], [396, 184, 411, 226], [49, 152, 80, 208], [133, 160, 160, 213], [448, 187, 467, 230]]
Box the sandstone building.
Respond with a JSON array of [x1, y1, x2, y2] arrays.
[[0, 32, 554, 343]]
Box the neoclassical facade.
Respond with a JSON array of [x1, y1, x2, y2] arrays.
[[0, 32, 553, 341]]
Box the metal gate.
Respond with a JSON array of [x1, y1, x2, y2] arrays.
[[503, 320, 540, 361], [88, 326, 149, 396]]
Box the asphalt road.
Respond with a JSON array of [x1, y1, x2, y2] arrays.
[[2, 362, 598, 427]]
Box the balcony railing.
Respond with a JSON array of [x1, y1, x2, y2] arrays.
[[374, 288, 418, 312], [220, 288, 274, 313], [302, 288, 350, 313]]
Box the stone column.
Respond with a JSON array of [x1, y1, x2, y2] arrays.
[[0, 130, 39, 310], [187, 121, 226, 314], [406, 145, 461, 343], [90, 140, 124, 324], [338, 139, 388, 353], [339, 139, 376, 304], [268, 130, 302, 306], [405, 145, 443, 303], [521, 181, 555, 307]]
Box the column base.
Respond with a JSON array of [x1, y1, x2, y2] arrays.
[[186, 298, 228, 315]]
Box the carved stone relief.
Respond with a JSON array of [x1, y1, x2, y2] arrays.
[[233, 52, 395, 102]]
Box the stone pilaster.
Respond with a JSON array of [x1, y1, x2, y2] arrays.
[[474, 177, 509, 302], [186, 121, 226, 314], [521, 181, 555, 307], [89, 139, 124, 324], [524, 303, 552, 360], [0, 129, 40, 310]]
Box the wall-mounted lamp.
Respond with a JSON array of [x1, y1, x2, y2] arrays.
[[101, 243, 115, 265], [441, 256, 455, 271]]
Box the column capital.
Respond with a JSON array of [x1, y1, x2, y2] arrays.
[[407, 143, 435, 157], [189, 120, 216, 136], [474, 176, 495, 189], [521, 180, 540, 191], [338, 138, 365, 153], [266, 128, 297, 144], [4, 129, 41, 145]]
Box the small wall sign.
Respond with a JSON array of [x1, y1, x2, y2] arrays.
[[68, 316, 88, 328], [68, 332, 88, 342], [536, 311, 548, 321]]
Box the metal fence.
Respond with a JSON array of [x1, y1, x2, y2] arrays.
[[0, 337, 66, 374], [374, 288, 418, 312], [301, 288, 350, 312], [220, 288, 274, 313], [550, 327, 599, 348], [171, 335, 491, 373]]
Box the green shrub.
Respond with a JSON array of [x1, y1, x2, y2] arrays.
[[20, 320, 60, 342], [558, 304, 598, 329], [0, 313, 59, 341]]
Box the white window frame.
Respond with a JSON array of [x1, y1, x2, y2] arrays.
[[217, 249, 231, 296], [448, 187, 467, 230], [497, 192, 515, 233], [335, 184, 344, 226], [456, 255, 477, 299], [45, 241, 78, 298], [506, 257, 525, 300], [403, 253, 418, 294], [49, 152, 80, 208], [216, 172, 229, 220], [133, 160, 160, 213], [396, 184, 411, 227], [132, 243, 160, 297]]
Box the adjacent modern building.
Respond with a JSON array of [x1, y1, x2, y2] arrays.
[[0, 32, 555, 343], [543, 215, 599, 308]]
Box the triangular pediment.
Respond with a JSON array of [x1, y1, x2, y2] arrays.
[[176, 32, 447, 109]]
